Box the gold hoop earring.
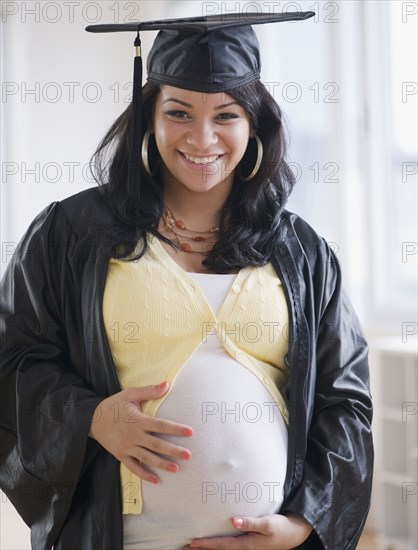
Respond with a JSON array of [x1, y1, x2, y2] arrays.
[[241, 134, 263, 181], [141, 129, 155, 176]]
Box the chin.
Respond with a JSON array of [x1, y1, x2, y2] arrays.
[[186, 180, 228, 194]]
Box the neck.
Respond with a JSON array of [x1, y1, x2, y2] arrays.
[[161, 169, 233, 229]]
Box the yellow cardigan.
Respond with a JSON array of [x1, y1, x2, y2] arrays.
[[103, 235, 289, 514]]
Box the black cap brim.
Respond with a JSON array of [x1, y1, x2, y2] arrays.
[[86, 11, 315, 33]]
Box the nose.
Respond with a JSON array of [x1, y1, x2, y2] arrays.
[[186, 120, 218, 151]]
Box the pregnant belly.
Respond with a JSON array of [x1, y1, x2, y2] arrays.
[[123, 341, 288, 550]]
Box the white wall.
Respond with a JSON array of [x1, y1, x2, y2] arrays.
[[0, 0, 417, 547]]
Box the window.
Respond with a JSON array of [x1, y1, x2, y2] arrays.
[[361, 1, 417, 329]]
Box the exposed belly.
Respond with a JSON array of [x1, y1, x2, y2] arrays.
[[123, 340, 288, 550]]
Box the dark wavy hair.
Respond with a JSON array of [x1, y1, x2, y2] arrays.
[[90, 79, 295, 272]]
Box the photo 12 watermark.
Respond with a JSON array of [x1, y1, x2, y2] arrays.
[[401, 162, 418, 182], [401, 2, 418, 23], [402, 482, 417, 503], [402, 402, 418, 423], [1, 161, 96, 184], [1, 1, 146, 24], [401, 322, 417, 343], [201, 1, 340, 23], [1, 81, 134, 105], [202, 480, 282, 503], [202, 400, 286, 423], [402, 242, 417, 263]]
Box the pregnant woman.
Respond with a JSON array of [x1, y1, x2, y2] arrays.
[[0, 12, 373, 550]]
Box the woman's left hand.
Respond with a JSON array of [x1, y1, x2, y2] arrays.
[[182, 513, 313, 550]]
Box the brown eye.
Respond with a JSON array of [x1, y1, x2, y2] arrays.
[[216, 113, 239, 120], [166, 110, 191, 120]]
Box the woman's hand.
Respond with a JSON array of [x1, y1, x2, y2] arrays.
[[183, 513, 313, 549], [88, 382, 193, 484]]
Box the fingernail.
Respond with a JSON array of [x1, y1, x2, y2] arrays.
[[182, 428, 193, 436], [167, 464, 178, 473], [181, 451, 191, 460], [233, 517, 243, 528], [149, 476, 159, 484], [157, 381, 168, 389]]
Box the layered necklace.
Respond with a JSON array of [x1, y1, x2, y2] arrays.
[[162, 206, 219, 255]]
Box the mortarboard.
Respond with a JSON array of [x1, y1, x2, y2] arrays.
[[86, 12, 315, 194]]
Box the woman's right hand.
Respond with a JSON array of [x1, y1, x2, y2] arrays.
[[88, 381, 193, 484]]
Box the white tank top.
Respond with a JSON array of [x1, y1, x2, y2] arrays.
[[123, 273, 288, 550]]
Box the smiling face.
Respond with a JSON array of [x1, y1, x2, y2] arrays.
[[152, 85, 251, 196]]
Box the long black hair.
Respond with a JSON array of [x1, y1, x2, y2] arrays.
[[90, 79, 295, 273]]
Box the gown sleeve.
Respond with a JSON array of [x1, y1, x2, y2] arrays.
[[282, 242, 374, 550], [0, 202, 104, 549]]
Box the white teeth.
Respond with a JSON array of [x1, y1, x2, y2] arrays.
[[183, 153, 220, 165]]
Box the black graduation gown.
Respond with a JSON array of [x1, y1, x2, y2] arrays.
[[0, 186, 373, 550]]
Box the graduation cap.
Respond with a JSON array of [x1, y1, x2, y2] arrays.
[[86, 12, 314, 192]]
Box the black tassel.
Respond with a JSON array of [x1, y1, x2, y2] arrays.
[[128, 30, 142, 197]]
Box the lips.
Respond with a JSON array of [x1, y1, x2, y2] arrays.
[[180, 152, 223, 165]]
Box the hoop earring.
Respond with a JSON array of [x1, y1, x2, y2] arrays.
[[241, 135, 263, 181], [141, 129, 155, 176]]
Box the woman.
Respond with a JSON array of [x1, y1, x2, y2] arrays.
[[0, 13, 373, 550]]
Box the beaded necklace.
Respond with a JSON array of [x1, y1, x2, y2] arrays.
[[162, 207, 219, 254]]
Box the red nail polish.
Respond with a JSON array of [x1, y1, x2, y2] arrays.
[[182, 428, 193, 436], [149, 476, 159, 484], [168, 464, 178, 473], [233, 517, 244, 528], [181, 451, 191, 460]]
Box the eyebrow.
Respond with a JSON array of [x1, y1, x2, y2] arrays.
[[163, 98, 193, 108], [162, 98, 239, 110]]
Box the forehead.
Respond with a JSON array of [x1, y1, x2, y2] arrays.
[[157, 85, 238, 108]]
